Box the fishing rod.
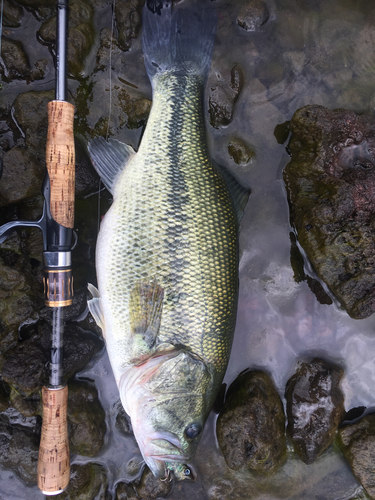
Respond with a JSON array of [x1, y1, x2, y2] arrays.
[[0, 0, 75, 494]]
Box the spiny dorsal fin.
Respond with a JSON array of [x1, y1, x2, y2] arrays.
[[88, 137, 136, 195], [129, 280, 164, 349], [213, 161, 250, 223], [87, 283, 105, 334]]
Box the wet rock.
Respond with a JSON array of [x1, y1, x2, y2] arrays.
[[134, 466, 173, 499], [55, 463, 110, 500], [285, 358, 345, 464], [1, 321, 103, 410], [237, 0, 270, 32], [0, 147, 45, 206], [2, 0, 24, 28], [338, 413, 375, 499], [75, 138, 101, 197], [208, 65, 244, 129], [0, 377, 10, 412], [216, 370, 286, 474], [115, 400, 134, 435], [115, 481, 138, 500], [0, 411, 40, 485], [118, 89, 151, 129], [2, 330, 47, 398], [228, 137, 255, 165], [62, 324, 105, 381], [0, 239, 41, 354], [13, 90, 54, 155], [67, 380, 106, 456], [38, 0, 95, 77], [115, 0, 144, 52], [1, 38, 31, 81], [284, 105, 375, 319], [0, 38, 46, 83]]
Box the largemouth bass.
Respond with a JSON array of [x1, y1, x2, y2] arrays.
[[88, 0, 248, 479]]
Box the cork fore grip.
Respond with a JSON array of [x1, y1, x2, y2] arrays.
[[37, 385, 70, 494], [46, 100, 75, 229]]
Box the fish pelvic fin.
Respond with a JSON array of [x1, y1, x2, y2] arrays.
[[142, 0, 216, 79], [129, 280, 164, 352], [213, 161, 250, 223], [88, 137, 136, 195], [87, 283, 105, 335]]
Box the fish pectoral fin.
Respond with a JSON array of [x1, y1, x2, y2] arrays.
[[213, 160, 250, 223], [87, 137, 136, 195], [87, 283, 105, 333], [129, 280, 164, 349]]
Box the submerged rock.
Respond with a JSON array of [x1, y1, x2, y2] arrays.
[[208, 65, 244, 129], [216, 370, 286, 474], [228, 137, 255, 165], [284, 105, 375, 319], [285, 358, 345, 464], [134, 466, 173, 499], [338, 413, 375, 499], [115, 482, 138, 500], [237, 0, 270, 32], [114, 399, 134, 436], [115, 0, 144, 52], [55, 463, 110, 500], [0, 38, 31, 81], [0, 411, 40, 485], [67, 380, 106, 457], [38, 0, 95, 77]]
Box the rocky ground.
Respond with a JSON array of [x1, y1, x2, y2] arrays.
[[2, 0, 375, 499]]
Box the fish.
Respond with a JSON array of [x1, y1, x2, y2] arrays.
[[87, 0, 249, 479]]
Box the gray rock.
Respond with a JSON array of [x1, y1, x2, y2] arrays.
[[0, 411, 40, 485], [283, 105, 375, 319], [228, 137, 255, 165], [115, 482, 139, 500], [38, 0, 95, 77], [115, 0, 144, 52], [338, 413, 375, 499], [285, 358, 345, 464], [2, 0, 24, 28], [208, 65, 244, 129], [67, 380, 106, 457], [114, 399, 134, 436], [0, 38, 31, 81], [54, 463, 110, 500], [237, 0, 270, 32], [0, 147, 44, 206], [134, 466, 173, 499], [216, 370, 286, 473]]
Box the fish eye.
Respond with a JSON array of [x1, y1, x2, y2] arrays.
[[185, 423, 202, 439]]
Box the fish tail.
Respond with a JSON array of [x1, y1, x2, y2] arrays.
[[142, 0, 216, 79]]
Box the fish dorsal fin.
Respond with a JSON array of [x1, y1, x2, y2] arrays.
[[129, 280, 164, 349], [88, 137, 136, 195], [87, 283, 105, 333], [213, 161, 250, 223]]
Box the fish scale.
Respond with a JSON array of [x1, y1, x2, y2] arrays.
[[97, 72, 238, 383]]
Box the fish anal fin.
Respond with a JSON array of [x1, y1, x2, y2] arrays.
[[129, 280, 164, 349], [87, 283, 105, 336], [88, 137, 136, 195]]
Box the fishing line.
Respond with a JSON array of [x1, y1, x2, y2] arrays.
[[97, 0, 116, 235], [106, 0, 116, 141]]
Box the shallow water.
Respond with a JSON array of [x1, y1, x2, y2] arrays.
[[2, 0, 375, 498]]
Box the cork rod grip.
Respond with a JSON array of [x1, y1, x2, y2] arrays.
[[37, 385, 70, 495], [46, 100, 75, 228]]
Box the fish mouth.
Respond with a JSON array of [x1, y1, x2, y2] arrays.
[[143, 432, 192, 478]]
